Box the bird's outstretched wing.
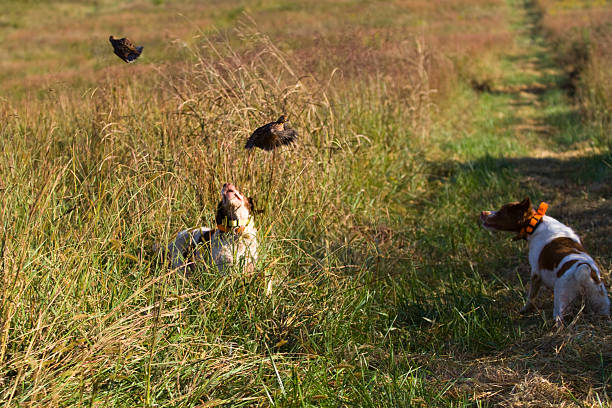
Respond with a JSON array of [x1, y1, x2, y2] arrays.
[[127, 46, 144, 62], [245, 121, 297, 151], [245, 124, 273, 150], [270, 127, 298, 147]]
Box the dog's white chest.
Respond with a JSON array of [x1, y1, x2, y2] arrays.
[[211, 229, 258, 272]]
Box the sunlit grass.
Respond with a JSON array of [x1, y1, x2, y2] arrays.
[[0, 0, 611, 406]]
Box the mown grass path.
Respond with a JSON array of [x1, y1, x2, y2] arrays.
[[499, 0, 612, 261], [416, 0, 612, 405]]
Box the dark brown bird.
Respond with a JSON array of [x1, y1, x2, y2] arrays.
[[245, 115, 298, 151], [109, 35, 144, 63]]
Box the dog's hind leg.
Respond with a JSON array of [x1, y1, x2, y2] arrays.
[[577, 263, 611, 317], [553, 275, 579, 324], [588, 282, 611, 317], [520, 273, 542, 314]]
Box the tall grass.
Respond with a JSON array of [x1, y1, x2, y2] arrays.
[[0, 24, 441, 406], [2, 1, 611, 406], [578, 29, 612, 147], [537, 0, 612, 147]]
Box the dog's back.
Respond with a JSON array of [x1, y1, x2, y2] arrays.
[[166, 227, 214, 270]]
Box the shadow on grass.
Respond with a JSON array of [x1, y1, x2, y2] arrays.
[[441, 151, 612, 251]]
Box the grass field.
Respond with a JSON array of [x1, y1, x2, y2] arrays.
[[1, 0, 612, 406]]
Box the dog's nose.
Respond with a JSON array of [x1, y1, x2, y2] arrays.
[[480, 211, 490, 220]]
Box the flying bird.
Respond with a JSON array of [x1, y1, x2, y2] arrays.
[[245, 115, 298, 151], [109, 35, 144, 63]]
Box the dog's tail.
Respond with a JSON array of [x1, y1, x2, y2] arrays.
[[575, 262, 600, 285]]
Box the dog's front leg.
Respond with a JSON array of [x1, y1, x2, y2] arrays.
[[520, 273, 541, 314]]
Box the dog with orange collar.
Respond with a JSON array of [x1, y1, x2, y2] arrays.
[[164, 183, 258, 274], [480, 197, 609, 323]]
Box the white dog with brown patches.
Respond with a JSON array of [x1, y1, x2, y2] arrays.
[[165, 183, 258, 274], [480, 197, 609, 323]]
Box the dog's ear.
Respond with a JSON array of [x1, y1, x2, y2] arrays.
[[248, 197, 264, 214], [215, 201, 225, 225], [518, 197, 531, 211]]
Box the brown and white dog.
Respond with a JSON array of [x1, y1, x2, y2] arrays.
[[165, 183, 258, 274], [480, 198, 610, 323]]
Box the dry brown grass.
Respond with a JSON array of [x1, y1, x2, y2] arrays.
[[0, 0, 512, 105], [432, 314, 612, 406]]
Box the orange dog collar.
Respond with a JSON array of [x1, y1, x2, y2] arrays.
[[216, 224, 246, 234], [217, 217, 251, 234], [518, 202, 548, 239]]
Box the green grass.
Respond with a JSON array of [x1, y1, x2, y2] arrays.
[[1, 0, 612, 407]]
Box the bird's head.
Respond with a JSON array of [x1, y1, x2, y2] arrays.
[[276, 115, 288, 124]]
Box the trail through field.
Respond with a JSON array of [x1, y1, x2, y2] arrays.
[[501, 0, 612, 257], [436, 0, 612, 404]]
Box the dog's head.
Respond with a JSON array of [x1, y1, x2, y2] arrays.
[[480, 197, 534, 233], [215, 183, 254, 225]]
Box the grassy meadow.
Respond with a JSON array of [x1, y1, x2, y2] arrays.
[[1, 0, 612, 406]]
